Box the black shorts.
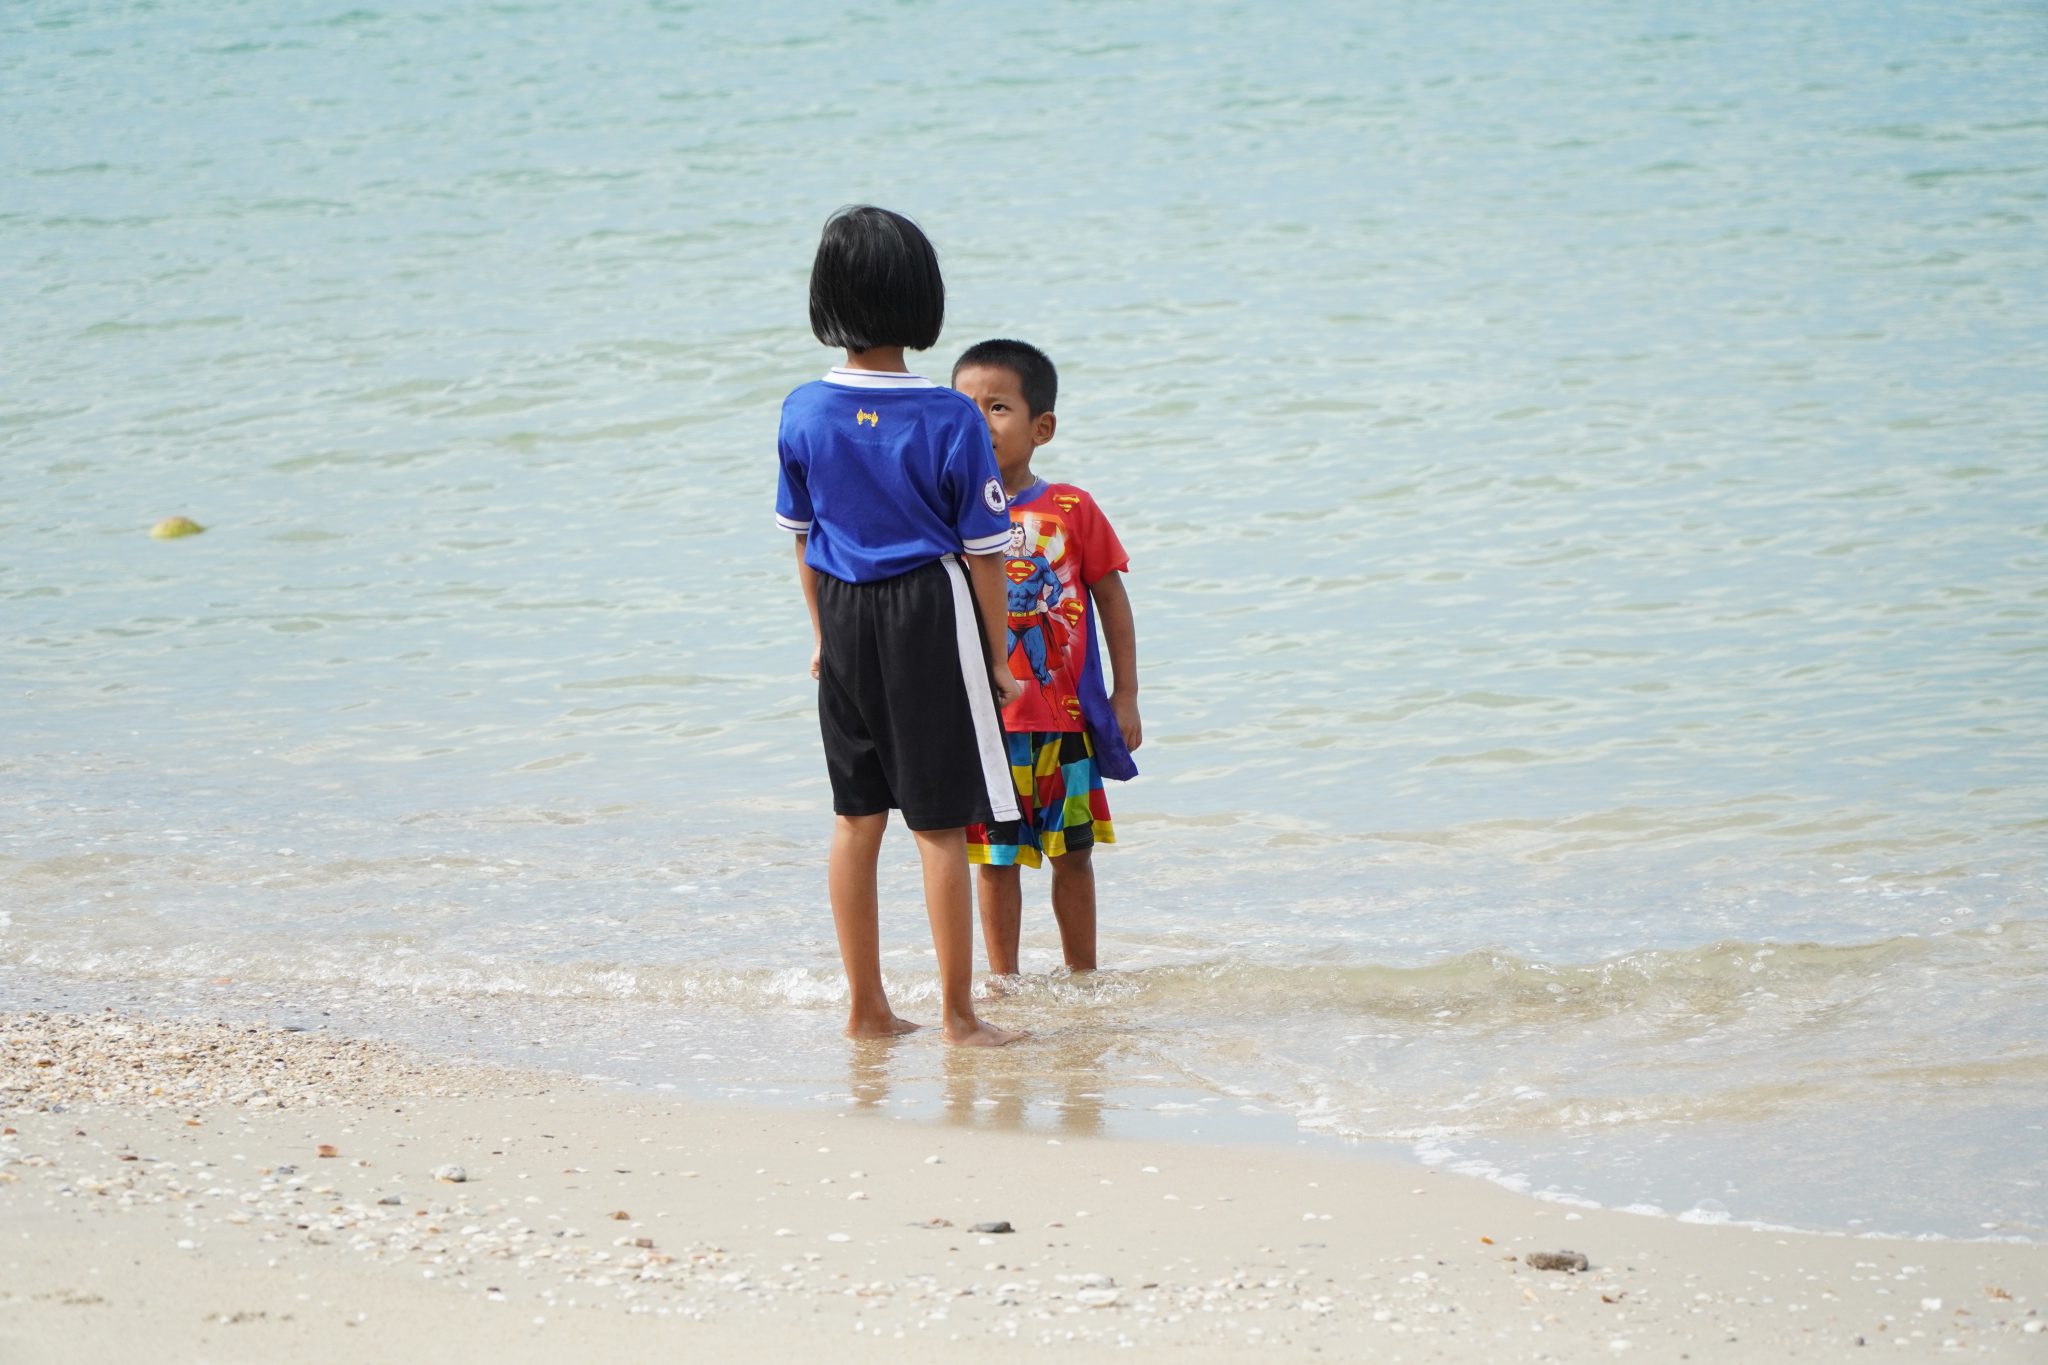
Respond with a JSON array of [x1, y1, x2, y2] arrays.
[[815, 556, 1021, 831]]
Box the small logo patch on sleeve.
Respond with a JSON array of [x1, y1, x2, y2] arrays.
[[983, 477, 1007, 513]]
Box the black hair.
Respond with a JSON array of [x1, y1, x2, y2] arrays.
[[808, 205, 945, 353], [951, 337, 1058, 416]]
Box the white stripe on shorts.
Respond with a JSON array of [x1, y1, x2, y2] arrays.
[[944, 556, 1021, 824]]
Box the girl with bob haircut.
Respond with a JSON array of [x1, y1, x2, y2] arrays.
[[808, 205, 946, 353], [774, 205, 1025, 1047]]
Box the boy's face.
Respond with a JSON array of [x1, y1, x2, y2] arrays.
[[953, 363, 1055, 487]]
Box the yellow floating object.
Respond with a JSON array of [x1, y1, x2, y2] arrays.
[[149, 516, 206, 539]]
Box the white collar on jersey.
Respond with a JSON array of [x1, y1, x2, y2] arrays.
[[823, 368, 937, 389]]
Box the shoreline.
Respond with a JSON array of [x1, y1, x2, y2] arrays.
[[3, 1009, 2043, 1362], [6, 965, 2032, 1247]]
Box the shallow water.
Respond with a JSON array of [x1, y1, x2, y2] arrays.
[[5, 0, 2046, 1238]]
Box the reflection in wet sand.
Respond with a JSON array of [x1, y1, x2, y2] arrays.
[[941, 1033, 1111, 1140], [845, 1025, 1113, 1139]]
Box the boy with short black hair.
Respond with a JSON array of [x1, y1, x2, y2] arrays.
[[951, 339, 1142, 977]]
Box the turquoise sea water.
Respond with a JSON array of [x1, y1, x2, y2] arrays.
[[5, 1, 2045, 1238]]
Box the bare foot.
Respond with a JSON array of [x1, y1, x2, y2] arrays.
[[944, 1019, 1026, 1047], [846, 1012, 920, 1040], [975, 974, 1019, 1002]]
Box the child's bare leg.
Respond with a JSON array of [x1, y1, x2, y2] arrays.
[[1048, 845, 1098, 972], [975, 863, 1025, 977], [911, 825, 1023, 1047], [830, 813, 917, 1038]]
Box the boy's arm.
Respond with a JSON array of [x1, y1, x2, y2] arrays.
[[795, 536, 822, 680], [1091, 570, 1142, 751], [964, 552, 1024, 710]]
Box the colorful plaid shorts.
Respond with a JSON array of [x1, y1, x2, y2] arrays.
[[967, 729, 1115, 869]]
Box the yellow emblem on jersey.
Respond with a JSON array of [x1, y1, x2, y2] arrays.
[[856, 409, 879, 427]]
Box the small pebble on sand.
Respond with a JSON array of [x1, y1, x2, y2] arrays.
[[1527, 1250, 1592, 1273]]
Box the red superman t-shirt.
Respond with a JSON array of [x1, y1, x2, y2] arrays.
[[996, 482, 1128, 733]]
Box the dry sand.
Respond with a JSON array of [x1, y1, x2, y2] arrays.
[[2, 1010, 2041, 1362]]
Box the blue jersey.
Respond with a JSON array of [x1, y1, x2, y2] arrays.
[[775, 369, 1011, 583]]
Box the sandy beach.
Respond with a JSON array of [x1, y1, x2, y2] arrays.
[[1, 1010, 2040, 1363]]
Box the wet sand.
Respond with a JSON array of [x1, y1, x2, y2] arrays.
[[2, 1010, 2041, 1362]]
